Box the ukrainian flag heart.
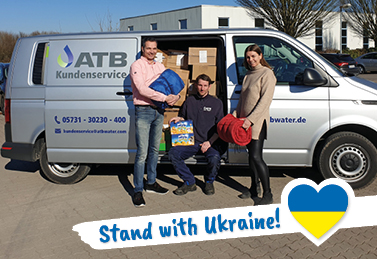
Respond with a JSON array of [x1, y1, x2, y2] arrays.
[[288, 184, 348, 239]]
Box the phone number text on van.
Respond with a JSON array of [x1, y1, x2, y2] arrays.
[[54, 116, 127, 124]]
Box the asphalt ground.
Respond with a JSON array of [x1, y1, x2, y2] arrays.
[[1, 73, 377, 259]]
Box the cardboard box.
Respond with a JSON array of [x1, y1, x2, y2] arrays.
[[166, 50, 188, 69], [169, 68, 190, 107], [188, 47, 217, 65], [192, 65, 217, 82], [187, 80, 218, 96], [170, 68, 190, 83], [174, 87, 187, 107], [163, 108, 180, 127], [155, 49, 168, 66], [170, 120, 195, 147]]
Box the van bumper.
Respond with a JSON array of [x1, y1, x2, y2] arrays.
[[1, 142, 38, 162]]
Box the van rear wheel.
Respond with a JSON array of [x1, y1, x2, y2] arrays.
[[319, 132, 377, 189], [39, 143, 91, 184]]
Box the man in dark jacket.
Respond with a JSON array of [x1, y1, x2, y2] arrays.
[[168, 74, 224, 195]]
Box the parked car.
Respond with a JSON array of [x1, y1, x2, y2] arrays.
[[0, 63, 9, 113], [355, 52, 377, 74], [320, 53, 359, 76]]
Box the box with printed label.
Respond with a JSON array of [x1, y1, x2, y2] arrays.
[[170, 120, 195, 147], [155, 49, 169, 66], [166, 50, 188, 69], [188, 47, 217, 65]]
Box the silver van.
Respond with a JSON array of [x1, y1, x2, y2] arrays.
[[2, 29, 377, 189]]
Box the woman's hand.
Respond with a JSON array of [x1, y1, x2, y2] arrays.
[[241, 118, 252, 131]]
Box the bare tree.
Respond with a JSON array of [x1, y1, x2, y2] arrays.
[[235, 0, 339, 38], [88, 10, 119, 32], [344, 0, 377, 47], [0, 32, 19, 63]]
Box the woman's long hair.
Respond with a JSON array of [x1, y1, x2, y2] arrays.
[[243, 44, 272, 70]]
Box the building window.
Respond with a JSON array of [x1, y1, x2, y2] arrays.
[[179, 19, 187, 30], [128, 26, 134, 31], [315, 21, 323, 52], [341, 21, 347, 50], [151, 23, 157, 31], [255, 18, 264, 28], [218, 18, 229, 28], [363, 29, 369, 49]]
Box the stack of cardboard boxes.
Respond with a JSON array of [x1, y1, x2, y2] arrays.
[[156, 47, 218, 151], [187, 47, 218, 96]]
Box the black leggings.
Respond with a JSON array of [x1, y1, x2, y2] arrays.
[[246, 121, 271, 196]]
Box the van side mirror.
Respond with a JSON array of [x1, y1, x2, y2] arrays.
[[303, 68, 327, 86]]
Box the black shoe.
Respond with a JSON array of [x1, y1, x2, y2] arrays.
[[173, 183, 197, 195], [254, 192, 273, 206], [145, 182, 169, 195], [238, 190, 251, 199], [238, 187, 259, 199], [204, 182, 215, 195], [132, 192, 145, 207]]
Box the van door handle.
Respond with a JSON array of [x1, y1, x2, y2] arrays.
[[116, 91, 133, 96], [235, 90, 241, 94]]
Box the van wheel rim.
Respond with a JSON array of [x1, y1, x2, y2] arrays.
[[47, 163, 80, 177], [330, 144, 368, 181]]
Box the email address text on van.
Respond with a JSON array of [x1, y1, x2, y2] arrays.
[[55, 129, 128, 134]]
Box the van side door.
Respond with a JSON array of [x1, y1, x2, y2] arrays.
[[43, 37, 138, 164]]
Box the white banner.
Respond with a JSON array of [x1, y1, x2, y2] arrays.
[[73, 178, 377, 248]]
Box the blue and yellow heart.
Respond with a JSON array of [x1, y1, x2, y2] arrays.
[[288, 184, 348, 239]]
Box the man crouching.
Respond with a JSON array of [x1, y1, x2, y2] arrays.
[[168, 74, 225, 195]]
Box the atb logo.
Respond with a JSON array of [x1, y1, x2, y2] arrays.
[[56, 45, 128, 69], [57, 45, 74, 68]]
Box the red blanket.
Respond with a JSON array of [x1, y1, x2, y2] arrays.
[[217, 114, 252, 146]]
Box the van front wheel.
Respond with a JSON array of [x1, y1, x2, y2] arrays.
[[319, 132, 377, 189], [40, 143, 91, 184]]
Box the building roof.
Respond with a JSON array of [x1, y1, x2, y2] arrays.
[[120, 5, 240, 21]]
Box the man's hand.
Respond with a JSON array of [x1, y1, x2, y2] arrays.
[[166, 94, 180, 106], [200, 141, 211, 153], [169, 117, 184, 124]]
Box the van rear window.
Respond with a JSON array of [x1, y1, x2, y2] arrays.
[[32, 43, 47, 85]]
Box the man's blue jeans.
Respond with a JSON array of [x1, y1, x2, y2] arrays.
[[169, 143, 221, 185], [134, 105, 164, 193]]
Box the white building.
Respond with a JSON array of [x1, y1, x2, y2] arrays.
[[119, 5, 374, 51]]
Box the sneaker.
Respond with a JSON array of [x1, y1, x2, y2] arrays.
[[204, 182, 215, 195], [254, 192, 273, 206], [173, 183, 197, 195], [145, 182, 169, 195], [132, 192, 145, 207]]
